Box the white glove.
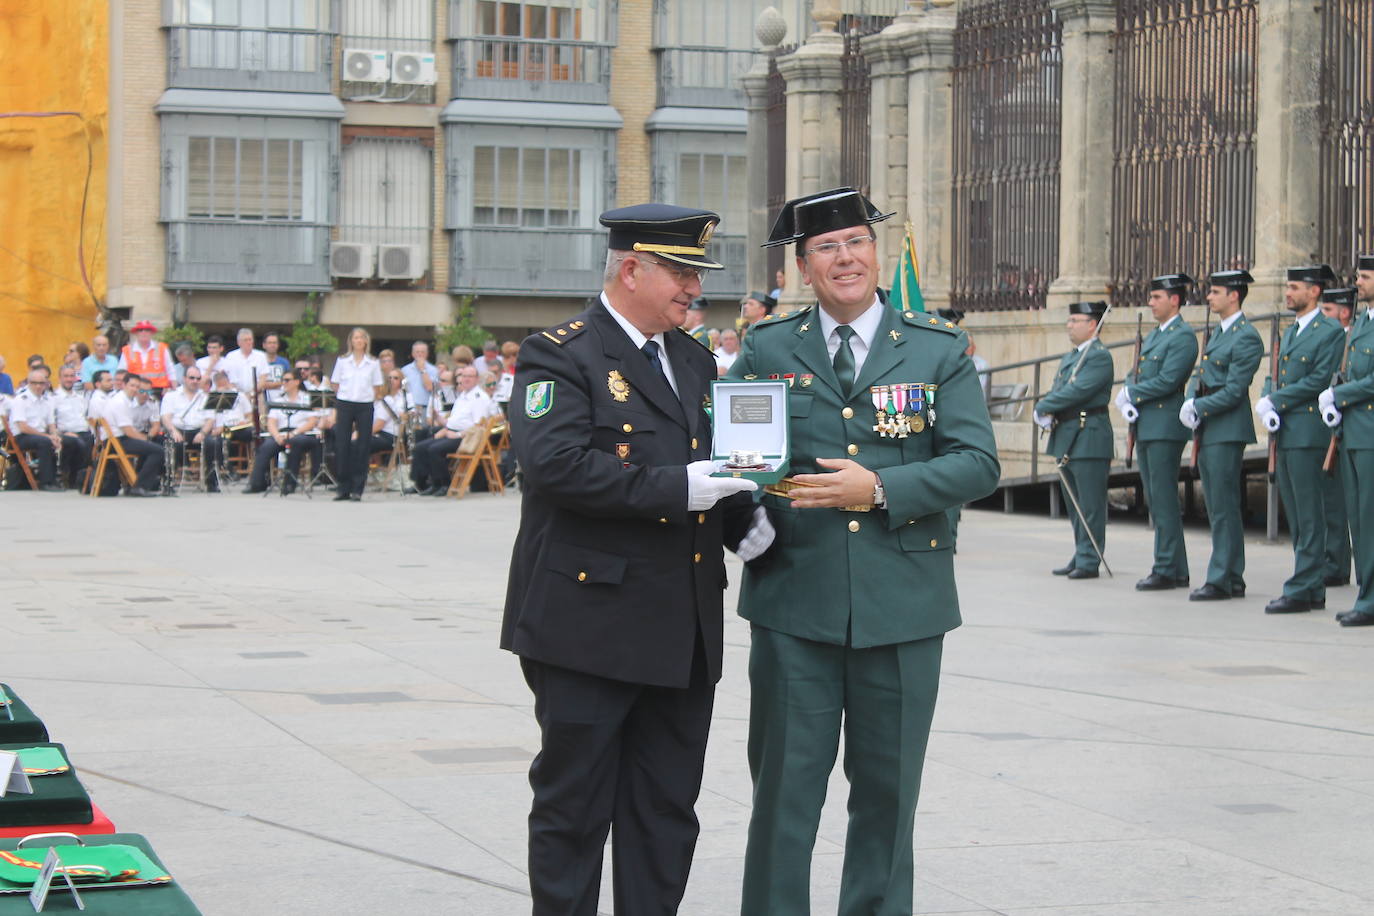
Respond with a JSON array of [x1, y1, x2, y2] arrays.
[[735, 506, 776, 563], [686, 459, 758, 510], [1033, 411, 1053, 431], [1120, 403, 1139, 423], [1255, 396, 1274, 417], [1178, 399, 1200, 430], [1319, 388, 1336, 412], [1323, 406, 1342, 428], [1114, 387, 1131, 410], [1261, 410, 1281, 433]]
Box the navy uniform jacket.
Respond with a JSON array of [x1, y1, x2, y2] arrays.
[[501, 300, 751, 689]]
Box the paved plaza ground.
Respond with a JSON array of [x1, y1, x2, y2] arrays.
[[3, 489, 1374, 915]]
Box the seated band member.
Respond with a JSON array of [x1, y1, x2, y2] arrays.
[[52, 364, 92, 488], [408, 365, 496, 495], [132, 378, 162, 437], [107, 373, 163, 496], [160, 369, 211, 477], [244, 370, 321, 494], [371, 370, 410, 454], [8, 367, 63, 491], [203, 371, 254, 493], [422, 368, 457, 440]]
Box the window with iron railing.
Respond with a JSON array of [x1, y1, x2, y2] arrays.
[[472, 146, 582, 227], [340, 0, 437, 104], [653, 134, 749, 295], [164, 0, 333, 92], [338, 135, 435, 285], [449, 0, 611, 103]]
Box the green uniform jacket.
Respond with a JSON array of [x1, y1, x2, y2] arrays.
[[728, 305, 1000, 648], [1130, 317, 1197, 442], [1036, 341, 1115, 460], [1187, 313, 1264, 445], [1333, 313, 1374, 449], [1262, 312, 1344, 450]]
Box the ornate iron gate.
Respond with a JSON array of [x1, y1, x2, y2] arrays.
[[1319, 0, 1374, 280], [838, 15, 894, 198], [951, 0, 1062, 312], [1111, 0, 1258, 308]]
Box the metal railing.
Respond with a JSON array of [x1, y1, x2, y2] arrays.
[[654, 47, 756, 108], [1319, 0, 1374, 281], [165, 220, 332, 291], [451, 37, 612, 104], [1111, 0, 1258, 309], [166, 25, 332, 93]]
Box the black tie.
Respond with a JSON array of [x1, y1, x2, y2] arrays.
[[833, 325, 856, 395], [642, 340, 668, 383]]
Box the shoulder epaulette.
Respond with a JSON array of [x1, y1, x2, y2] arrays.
[[538, 318, 588, 346], [900, 309, 962, 335], [752, 305, 812, 331], [675, 326, 714, 353]]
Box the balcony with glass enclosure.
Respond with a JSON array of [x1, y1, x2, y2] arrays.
[[448, 0, 612, 104], [164, 0, 334, 93]]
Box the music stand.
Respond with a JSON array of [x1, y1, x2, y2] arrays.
[[204, 391, 238, 411], [305, 389, 338, 491], [261, 402, 317, 499]]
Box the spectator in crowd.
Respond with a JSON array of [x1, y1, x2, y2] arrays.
[[714, 328, 740, 375], [0, 355, 12, 396], [263, 332, 290, 372], [221, 327, 270, 395], [80, 336, 118, 390], [401, 341, 439, 410], [473, 339, 501, 375], [197, 335, 226, 377], [117, 321, 175, 391], [172, 343, 197, 386], [771, 267, 785, 300], [378, 348, 397, 377], [64, 342, 90, 371], [449, 345, 474, 370]]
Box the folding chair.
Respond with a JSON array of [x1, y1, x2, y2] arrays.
[[87, 417, 139, 496], [0, 417, 40, 491], [446, 415, 506, 498]]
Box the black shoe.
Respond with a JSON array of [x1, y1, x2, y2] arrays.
[[1232, 586, 1246, 598], [1052, 563, 1076, 576], [333, 491, 351, 502], [1136, 573, 1183, 591], [424, 486, 446, 496], [349, 493, 362, 502], [242, 485, 266, 494], [403, 486, 422, 495], [1324, 576, 1351, 588], [1339, 610, 1374, 627], [1189, 583, 1232, 601], [1066, 568, 1099, 580], [1265, 596, 1313, 614], [206, 484, 220, 493], [1313, 598, 1326, 610], [283, 482, 297, 495]]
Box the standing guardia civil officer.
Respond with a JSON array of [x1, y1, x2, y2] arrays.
[[1256, 265, 1345, 613], [501, 205, 757, 916], [1034, 301, 1114, 579], [1317, 286, 1357, 588], [1180, 270, 1265, 600], [1115, 274, 1197, 590], [728, 188, 999, 915], [1327, 254, 1374, 626]]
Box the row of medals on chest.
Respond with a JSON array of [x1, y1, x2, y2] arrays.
[[873, 383, 938, 438]]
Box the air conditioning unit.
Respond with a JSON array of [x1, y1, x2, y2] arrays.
[[390, 52, 437, 86], [377, 244, 427, 281], [330, 242, 376, 279], [343, 48, 390, 83]]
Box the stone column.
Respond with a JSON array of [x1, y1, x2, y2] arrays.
[[1046, 0, 1116, 310], [742, 7, 788, 294], [1250, 0, 1323, 304], [776, 0, 846, 201]]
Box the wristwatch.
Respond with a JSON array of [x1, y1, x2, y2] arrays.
[[872, 474, 886, 509]]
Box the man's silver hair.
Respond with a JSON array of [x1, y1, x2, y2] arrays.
[[236, 327, 254, 340], [604, 249, 631, 284]]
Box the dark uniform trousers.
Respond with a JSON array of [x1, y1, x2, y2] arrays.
[[12, 433, 58, 486], [523, 635, 713, 916], [203, 428, 253, 489], [116, 436, 163, 490], [410, 435, 461, 490], [250, 433, 322, 490], [59, 431, 93, 486], [333, 399, 374, 496]]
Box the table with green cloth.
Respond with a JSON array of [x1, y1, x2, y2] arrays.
[[0, 833, 202, 914], [0, 744, 90, 828], [0, 686, 49, 744]]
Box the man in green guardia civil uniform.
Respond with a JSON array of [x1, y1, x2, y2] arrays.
[[1114, 274, 1198, 590], [1317, 287, 1357, 588], [1255, 265, 1345, 614], [1328, 255, 1374, 626], [1034, 301, 1115, 579], [728, 188, 1000, 916], [1179, 270, 1265, 601]]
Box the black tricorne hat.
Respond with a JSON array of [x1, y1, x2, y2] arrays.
[[1322, 287, 1356, 307], [1287, 264, 1337, 286], [1209, 269, 1254, 288], [763, 187, 894, 249], [936, 308, 965, 325], [1357, 254, 1374, 271], [1149, 273, 1193, 293], [1068, 301, 1108, 320], [600, 204, 724, 270], [687, 297, 709, 311]]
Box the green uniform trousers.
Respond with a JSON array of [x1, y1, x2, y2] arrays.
[[1059, 458, 1109, 574], [1341, 447, 1374, 613], [1321, 462, 1352, 582], [743, 626, 943, 916], [1136, 439, 1188, 580], [1277, 447, 1328, 602], [1197, 442, 1247, 595]]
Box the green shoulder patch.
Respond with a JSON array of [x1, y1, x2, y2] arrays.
[[525, 381, 555, 418]]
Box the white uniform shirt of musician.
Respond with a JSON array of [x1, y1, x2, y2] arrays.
[[331, 352, 383, 401], [52, 370, 90, 435], [209, 381, 251, 433], [374, 390, 408, 438], [87, 379, 116, 440], [161, 374, 210, 444], [11, 381, 57, 441], [267, 386, 318, 441], [131, 385, 160, 434], [108, 381, 149, 441], [440, 370, 497, 436], [430, 381, 457, 426], [221, 330, 270, 394]]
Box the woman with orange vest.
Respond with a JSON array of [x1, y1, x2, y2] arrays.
[[117, 320, 175, 391]]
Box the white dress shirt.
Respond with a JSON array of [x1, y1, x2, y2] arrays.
[[1219, 311, 1244, 333], [445, 386, 496, 433], [374, 392, 408, 437], [602, 293, 679, 395], [1293, 307, 1320, 336], [52, 386, 90, 434], [162, 387, 208, 430], [267, 390, 312, 433], [817, 295, 884, 376], [9, 388, 55, 433], [107, 391, 141, 437], [209, 391, 251, 429], [220, 347, 270, 393], [331, 354, 383, 402]]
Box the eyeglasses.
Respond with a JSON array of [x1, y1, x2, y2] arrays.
[[642, 257, 705, 285], [803, 234, 875, 258]]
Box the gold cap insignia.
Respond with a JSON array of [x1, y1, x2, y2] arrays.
[[698, 219, 717, 246]]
